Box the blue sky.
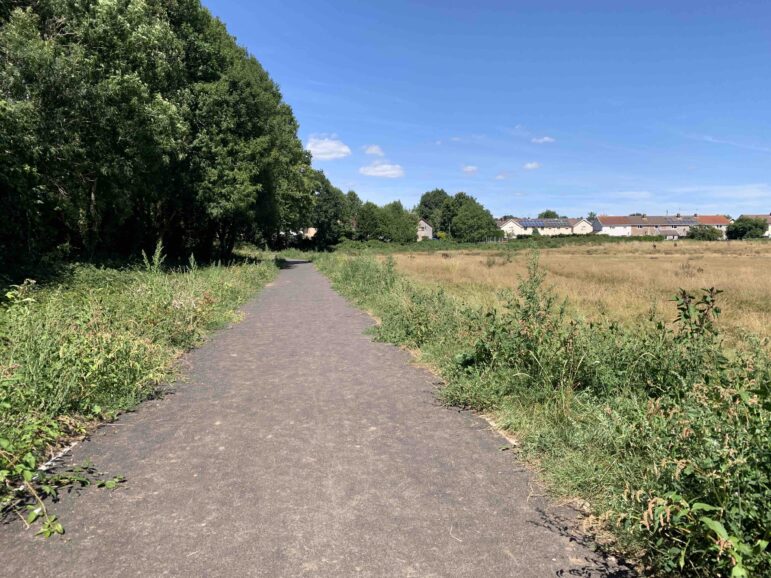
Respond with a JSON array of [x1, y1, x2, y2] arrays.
[[202, 0, 771, 218]]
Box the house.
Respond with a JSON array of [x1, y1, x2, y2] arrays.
[[498, 218, 528, 238], [594, 214, 730, 238], [739, 214, 771, 238], [567, 218, 594, 235], [498, 217, 594, 238], [417, 219, 433, 241], [593, 216, 633, 236]]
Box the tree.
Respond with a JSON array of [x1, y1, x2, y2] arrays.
[[416, 188, 449, 228], [344, 191, 363, 236], [726, 217, 767, 240], [688, 225, 723, 241], [450, 195, 501, 242], [311, 173, 347, 247], [0, 0, 315, 271], [587, 211, 597, 222], [538, 210, 560, 219], [380, 201, 418, 243], [356, 202, 383, 241]]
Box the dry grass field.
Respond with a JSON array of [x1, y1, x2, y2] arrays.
[[391, 240, 771, 342]]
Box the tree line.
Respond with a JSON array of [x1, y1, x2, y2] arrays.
[[1, 0, 318, 270]]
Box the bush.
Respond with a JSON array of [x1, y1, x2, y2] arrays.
[[0, 249, 277, 533], [317, 252, 771, 577], [687, 225, 724, 241]]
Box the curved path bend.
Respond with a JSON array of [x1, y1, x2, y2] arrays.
[[0, 261, 628, 577]]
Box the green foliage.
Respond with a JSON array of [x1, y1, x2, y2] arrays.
[[0, 1, 313, 271], [727, 217, 768, 240], [416, 188, 450, 230], [538, 209, 560, 219], [316, 252, 771, 577], [0, 251, 277, 533], [688, 225, 724, 241]]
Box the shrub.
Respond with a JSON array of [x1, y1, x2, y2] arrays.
[[317, 252, 771, 577], [687, 225, 724, 241], [1, 251, 277, 533]]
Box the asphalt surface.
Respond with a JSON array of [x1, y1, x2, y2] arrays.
[[0, 261, 629, 577]]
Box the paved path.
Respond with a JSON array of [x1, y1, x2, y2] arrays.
[[0, 262, 627, 577]]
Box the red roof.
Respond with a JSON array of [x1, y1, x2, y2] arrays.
[[695, 215, 731, 225]]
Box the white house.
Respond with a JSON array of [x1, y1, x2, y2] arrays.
[[417, 219, 433, 241], [498, 218, 528, 238], [568, 218, 594, 235], [593, 216, 633, 236], [499, 217, 594, 238]]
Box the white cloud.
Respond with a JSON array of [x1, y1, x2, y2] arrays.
[[495, 173, 507, 180], [462, 164, 478, 175], [450, 136, 462, 142], [306, 135, 351, 160], [523, 162, 541, 170], [532, 136, 555, 144], [359, 160, 404, 178], [364, 144, 385, 156]]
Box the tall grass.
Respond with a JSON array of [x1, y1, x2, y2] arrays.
[[1, 248, 277, 533], [316, 253, 770, 577]]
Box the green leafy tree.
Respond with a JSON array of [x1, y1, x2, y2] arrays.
[[538, 210, 560, 219], [311, 173, 347, 247], [450, 196, 501, 242], [727, 217, 767, 240], [356, 202, 384, 241], [416, 188, 449, 228], [380, 201, 418, 243]]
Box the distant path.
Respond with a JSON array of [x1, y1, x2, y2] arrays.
[[0, 262, 627, 577]]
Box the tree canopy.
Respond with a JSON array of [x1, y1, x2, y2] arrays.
[[726, 217, 767, 240], [538, 210, 560, 219], [1, 0, 315, 270]]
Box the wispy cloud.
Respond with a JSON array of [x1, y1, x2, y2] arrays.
[[359, 160, 404, 178], [306, 135, 351, 160], [688, 134, 771, 154], [523, 162, 541, 170], [532, 136, 555, 144], [364, 144, 385, 156], [495, 172, 509, 180], [462, 164, 478, 175]]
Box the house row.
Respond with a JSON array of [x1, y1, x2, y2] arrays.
[[497, 217, 593, 238], [593, 214, 732, 239]]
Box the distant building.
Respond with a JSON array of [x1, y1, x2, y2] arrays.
[[302, 227, 317, 239], [417, 219, 433, 241], [567, 218, 594, 235], [739, 214, 771, 238], [593, 214, 731, 238], [497, 217, 593, 238]]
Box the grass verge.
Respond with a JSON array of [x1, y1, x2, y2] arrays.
[[0, 246, 277, 535], [315, 252, 770, 578]]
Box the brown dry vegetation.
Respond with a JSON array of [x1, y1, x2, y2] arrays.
[[390, 240, 771, 342]]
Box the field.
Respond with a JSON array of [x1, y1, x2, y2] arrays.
[[390, 240, 771, 343]]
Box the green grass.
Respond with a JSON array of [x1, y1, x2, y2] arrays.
[[0, 247, 277, 533], [316, 252, 771, 578]]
